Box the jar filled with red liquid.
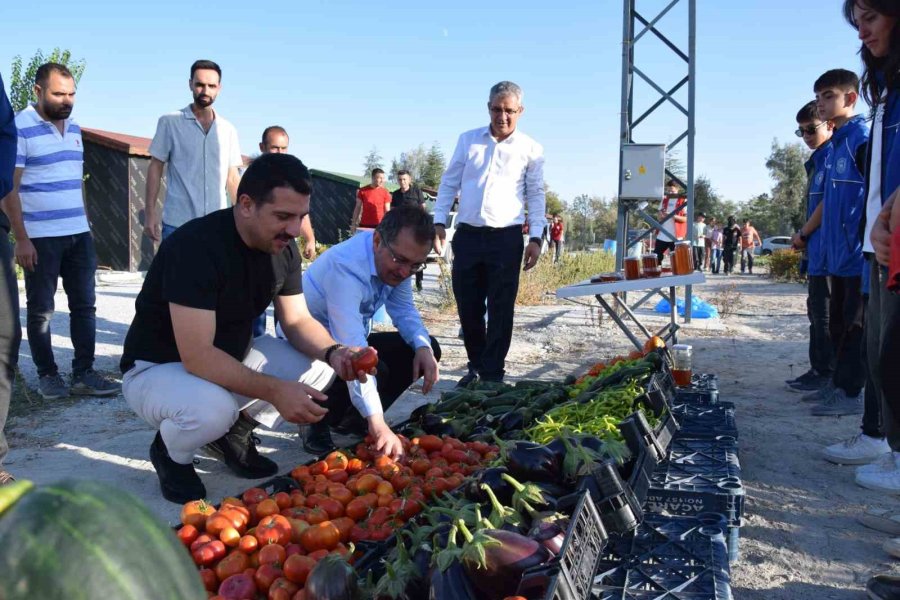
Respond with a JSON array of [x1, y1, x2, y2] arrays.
[[642, 253, 660, 278], [672, 242, 693, 276], [624, 257, 642, 280], [671, 344, 693, 386]]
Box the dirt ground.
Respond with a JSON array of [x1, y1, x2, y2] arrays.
[[3, 264, 898, 598]]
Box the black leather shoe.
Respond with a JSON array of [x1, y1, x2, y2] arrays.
[[149, 432, 206, 504], [456, 370, 478, 389], [203, 414, 278, 479], [303, 421, 336, 456], [332, 414, 368, 437], [868, 574, 900, 600]]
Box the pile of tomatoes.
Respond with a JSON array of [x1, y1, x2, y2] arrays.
[[177, 433, 499, 599]]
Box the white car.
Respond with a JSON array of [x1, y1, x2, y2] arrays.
[[757, 236, 793, 255]]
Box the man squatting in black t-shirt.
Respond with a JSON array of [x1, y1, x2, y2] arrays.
[[120, 154, 370, 504]]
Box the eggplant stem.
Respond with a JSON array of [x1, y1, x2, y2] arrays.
[[501, 472, 527, 492], [457, 519, 476, 544]]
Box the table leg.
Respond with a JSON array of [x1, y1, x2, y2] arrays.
[[596, 294, 644, 351], [669, 286, 678, 345]]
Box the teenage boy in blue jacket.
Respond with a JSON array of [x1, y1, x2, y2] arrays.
[[790, 101, 835, 394], [795, 69, 869, 416]]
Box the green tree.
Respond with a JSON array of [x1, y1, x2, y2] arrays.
[[10, 48, 86, 112], [544, 186, 565, 216], [362, 146, 383, 178], [421, 143, 446, 189], [764, 140, 810, 235]]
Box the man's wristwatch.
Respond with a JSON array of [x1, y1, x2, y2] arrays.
[[323, 343, 345, 364], [528, 236, 542, 246]]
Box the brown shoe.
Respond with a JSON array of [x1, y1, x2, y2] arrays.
[[0, 470, 16, 485]]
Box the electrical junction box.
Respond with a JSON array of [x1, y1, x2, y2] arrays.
[[620, 144, 666, 200]]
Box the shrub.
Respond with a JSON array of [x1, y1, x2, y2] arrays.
[[516, 251, 616, 305], [767, 249, 803, 282]]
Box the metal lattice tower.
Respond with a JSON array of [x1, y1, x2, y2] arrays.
[[616, 0, 697, 320]]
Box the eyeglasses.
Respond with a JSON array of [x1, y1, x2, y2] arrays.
[[383, 240, 427, 273], [795, 122, 828, 137], [490, 106, 521, 117]]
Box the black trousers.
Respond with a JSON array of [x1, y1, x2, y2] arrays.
[[830, 275, 865, 396], [722, 246, 737, 273], [693, 246, 705, 271], [322, 332, 441, 426], [654, 239, 675, 263], [870, 260, 900, 448], [0, 230, 17, 465], [452, 224, 524, 381], [806, 275, 833, 377]]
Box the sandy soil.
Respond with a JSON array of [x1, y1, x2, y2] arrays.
[[3, 264, 897, 598]]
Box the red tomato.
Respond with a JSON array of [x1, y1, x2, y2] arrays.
[[268, 577, 300, 600], [177, 524, 200, 547], [218, 573, 257, 600], [329, 517, 355, 543], [345, 498, 370, 521], [417, 435, 444, 453], [242, 487, 269, 505], [258, 543, 287, 566], [238, 535, 259, 554], [199, 568, 219, 592], [324, 451, 349, 471], [299, 521, 341, 552], [215, 551, 250, 583], [192, 540, 227, 566], [308, 460, 329, 476], [350, 347, 378, 372], [254, 563, 284, 593], [346, 457, 364, 474], [181, 499, 216, 529], [273, 492, 293, 510], [283, 554, 316, 585]]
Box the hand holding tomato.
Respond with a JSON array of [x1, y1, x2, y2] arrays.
[[327, 345, 376, 383]]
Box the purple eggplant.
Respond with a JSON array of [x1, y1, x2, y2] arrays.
[[528, 515, 569, 555], [464, 467, 514, 505], [427, 560, 478, 600], [457, 520, 552, 600], [506, 442, 561, 483]]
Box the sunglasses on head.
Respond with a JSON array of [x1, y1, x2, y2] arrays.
[[795, 122, 827, 137]]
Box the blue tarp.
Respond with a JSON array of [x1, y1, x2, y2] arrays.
[[654, 296, 719, 319]]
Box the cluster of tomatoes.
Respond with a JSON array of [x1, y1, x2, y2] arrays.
[[177, 433, 499, 599]]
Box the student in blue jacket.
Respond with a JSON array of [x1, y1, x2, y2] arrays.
[[0, 74, 17, 484], [790, 101, 835, 394], [795, 69, 869, 417]]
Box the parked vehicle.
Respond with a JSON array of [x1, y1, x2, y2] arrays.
[[427, 211, 458, 263], [757, 236, 793, 256]]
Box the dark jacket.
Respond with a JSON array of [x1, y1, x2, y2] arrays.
[[0, 74, 16, 230], [821, 114, 869, 277], [804, 142, 831, 276]]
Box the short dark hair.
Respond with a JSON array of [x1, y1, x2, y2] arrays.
[[376, 207, 435, 246], [397, 170, 410, 177], [372, 168, 385, 177], [796, 100, 820, 124], [190, 60, 222, 80], [261, 125, 288, 144], [35, 63, 73, 86], [814, 69, 859, 93], [238, 153, 312, 205]]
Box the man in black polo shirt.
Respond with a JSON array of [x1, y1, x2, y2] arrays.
[[121, 153, 364, 503], [391, 170, 426, 290]]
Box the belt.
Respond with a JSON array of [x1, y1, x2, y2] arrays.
[[456, 223, 522, 233]]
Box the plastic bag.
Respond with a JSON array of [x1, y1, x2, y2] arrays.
[[654, 296, 719, 319]]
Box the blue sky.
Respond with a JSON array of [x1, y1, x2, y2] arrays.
[[0, 0, 864, 206]]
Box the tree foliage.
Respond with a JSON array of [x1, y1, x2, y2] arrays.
[[362, 146, 384, 178], [544, 186, 565, 216], [421, 143, 445, 189], [761, 140, 810, 235], [10, 48, 86, 112], [564, 194, 618, 250], [388, 142, 445, 189]]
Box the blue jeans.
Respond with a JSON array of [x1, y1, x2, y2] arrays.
[[712, 248, 722, 273], [23, 232, 97, 377], [161, 223, 178, 241]]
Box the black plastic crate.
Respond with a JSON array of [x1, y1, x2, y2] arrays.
[[579, 459, 643, 535], [670, 400, 738, 440], [516, 490, 609, 600], [644, 437, 744, 526], [674, 373, 720, 405], [593, 513, 733, 600]]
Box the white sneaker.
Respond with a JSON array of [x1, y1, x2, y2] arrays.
[[857, 452, 900, 476], [823, 434, 891, 465], [856, 453, 900, 494]]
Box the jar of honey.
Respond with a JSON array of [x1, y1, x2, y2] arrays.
[[671, 344, 693, 386], [672, 242, 694, 275], [641, 254, 660, 277], [623, 257, 642, 280]]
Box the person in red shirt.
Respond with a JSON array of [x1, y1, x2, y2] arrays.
[[351, 168, 391, 232], [550, 215, 564, 262]]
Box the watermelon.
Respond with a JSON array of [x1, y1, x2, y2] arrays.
[[0, 479, 206, 600]]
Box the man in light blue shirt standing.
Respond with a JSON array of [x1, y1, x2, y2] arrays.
[[301, 207, 441, 457]]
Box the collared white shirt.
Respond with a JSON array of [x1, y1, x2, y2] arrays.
[[302, 231, 431, 418], [434, 126, 546, 234], [149, 105, 242, 228], [15, 105, 89, 238]]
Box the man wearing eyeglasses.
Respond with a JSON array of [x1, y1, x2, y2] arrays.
[[300, 207, 441, 456], [434, 80, 545, 387]]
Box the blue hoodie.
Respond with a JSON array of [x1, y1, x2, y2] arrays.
[[821, 114, 869, 277], [804, 141, 832, 277]]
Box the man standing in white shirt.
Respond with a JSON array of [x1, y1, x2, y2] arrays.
[[3, 63, 119, 400], [143, 60, 243, 242], [433, 81, 546, 386]]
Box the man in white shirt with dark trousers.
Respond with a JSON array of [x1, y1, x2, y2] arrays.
[[433, 81, 546, 387]]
